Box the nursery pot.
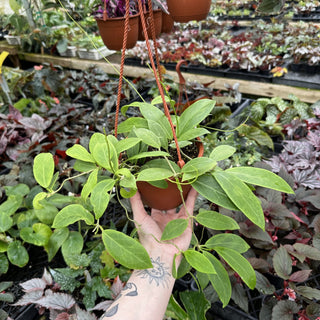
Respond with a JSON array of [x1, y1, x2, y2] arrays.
[[96, 14, 139, 51], [137, 140, 204, 210], [167, 0, 211, 23], [161, 12, 174, 33], [138, 10, 162, 41]]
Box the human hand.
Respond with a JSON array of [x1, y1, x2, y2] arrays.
[[130, 188, 198, 264]]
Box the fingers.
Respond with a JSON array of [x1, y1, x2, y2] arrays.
[[130, 191, 148, 225]]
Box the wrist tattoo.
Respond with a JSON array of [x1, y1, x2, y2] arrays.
[[103, 283, 138, 318], [136, 256, 171, 288]]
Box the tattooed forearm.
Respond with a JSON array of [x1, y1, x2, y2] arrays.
[[136, 257, 171, 288]]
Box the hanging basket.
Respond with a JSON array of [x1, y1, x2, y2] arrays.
[[167, 0, 211, 23], [136, 140, 204, 210], [138, 9, 162, 41], [161, 12, 174, 33], [96, 14, 140, 51]]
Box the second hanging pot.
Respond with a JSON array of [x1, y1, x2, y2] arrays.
[[96, 14, 140, 51], [167, 0, 211, 23], [138, 9, 163, 41]]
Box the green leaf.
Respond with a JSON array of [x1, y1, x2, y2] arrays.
[[52, 204, 94, 228], [178, 128, 209, 141], [81, 168, 99, 201], [178, 99, 215, 137], [134, 128, 161, 149], [273, 246, 292, 280], [127, 151, 170, 161], [258, 0, 285, 14], [45, 228, 70, 261], [73, 160, 97, 172], [195, 210, 239, 230], [180, 291, 210, 320], [181, 158, 216, 182], [137, 168, 174, 182], [255, 271, 276, 295], [184, 250, 216, 274], [117, 117, 148, 133], [210, 145, 236, 161], [115, 138, 142, 154], [226, 167, 294, 194], [205, 234, 249, 253], [0, 240, 8, 253], [214, 247, 256, 289], [0, 195, 23, 216], [161, 219, 188, 241], [0, 254, 9, 275], [0, 213, 13, 232], [33, 153, 55, 189], [166, 295, 189, 320], [202, 251, 231, 307], [34, 203, 59, 225], [102, 229, 152, 269], [214, 171, 265, 230], [32, 192, 47, 209], [148, 119, 169, 150], [92, 142, 113, 172], [0, 292, 14, 303], [192, 174, 238, 211], [62, 231, 83, 266], [271, 300, 300, 320], [66, 144, 95, 163], [20, 223, 52, 246], [139, 103, 173, 139], [90, 179, 115, 219], [7, 240, 29, 267], [5, 184, 29, 197]]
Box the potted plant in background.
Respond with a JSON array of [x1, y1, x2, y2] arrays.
[[93, 0, 140, 50]]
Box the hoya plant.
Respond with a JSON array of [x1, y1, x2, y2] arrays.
[[31, 94, 294, 307]]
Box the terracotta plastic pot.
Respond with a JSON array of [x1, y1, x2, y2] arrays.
[[96, 14, 139, 51], [137, 140, 204, 210], [167, 0, 211, 23], [161, 12, 174, 33], [138, 10, 162, 41]]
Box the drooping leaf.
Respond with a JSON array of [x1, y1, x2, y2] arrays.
[[52, 205, 94, 228], [134, 128, 161, 149], [195, 210, 239, 230], [33, 153, 55, 189], [81, 168, 99, 201], [45, 228, 70, 261], [166, 295, 189, 320], [66, 144, 95, 163], [205, 234, 249, 253], [226, 167, 294, 194], [202, 251, 232, 307], [183, 250, 216, 274], [62, 231, 83, 266], [102, 229, 152, 269], [214, 171, 265, 230], [90, 179, 115, 219], [214, 247, 256, 289], [180, 291, 210, 320], [7, 241, 29, 267], [273, 246, 292, 280], [192, 174, 238, 211], [161, 219, 188, 241]]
